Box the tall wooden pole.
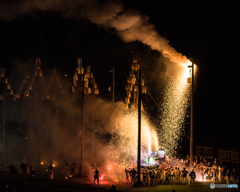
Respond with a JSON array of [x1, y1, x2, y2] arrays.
[[2, 86, 5, 160], [112, 66, 115, 103], [190, 58, 194, 168], [137, 67, 142, 184], [81, 81, 84, 175], [92, 78, 95, 164]]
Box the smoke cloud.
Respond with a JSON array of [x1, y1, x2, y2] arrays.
[[0, 0, 189, 65]]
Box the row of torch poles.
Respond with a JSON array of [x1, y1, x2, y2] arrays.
[[0, 57, 100, 174]]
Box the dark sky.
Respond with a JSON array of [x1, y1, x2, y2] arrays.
[[0, 0, 239, 152]]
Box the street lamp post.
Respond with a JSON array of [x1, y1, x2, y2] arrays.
[[188, 58, 194, 168]]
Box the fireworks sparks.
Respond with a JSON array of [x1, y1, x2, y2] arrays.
[[103, 109, 158, 181], [157, 58, 197, 157], [111, 111, 158, 159], [158, 61, 191, 157]]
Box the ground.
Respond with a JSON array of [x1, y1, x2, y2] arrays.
[[0, 169, 238, 192]]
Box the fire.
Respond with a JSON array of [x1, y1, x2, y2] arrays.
[[100, 174, 104, 180], [40, 162, 44, 165]]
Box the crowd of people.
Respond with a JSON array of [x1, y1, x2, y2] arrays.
[[6, 159, 53, 179], [124, 156, 239, 186], [124, 166, 196, 186], [4, 155, 239, 188]]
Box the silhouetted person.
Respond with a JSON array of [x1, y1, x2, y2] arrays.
[[124, 166, 130, 184], [7, 163, 18, 174], [129, 168, 137, 184], [94, 168, 100, 184], [181, 168, 188, 184], [30, 163, 36, 177], [188, 169, 196, 185], [48, 163, 54, 179]]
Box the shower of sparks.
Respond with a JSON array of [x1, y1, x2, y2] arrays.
[[105, 110, 158, 181], [158, 61, 192, 157]]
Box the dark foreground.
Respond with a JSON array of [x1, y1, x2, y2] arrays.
[[0, 170, 238, 192]]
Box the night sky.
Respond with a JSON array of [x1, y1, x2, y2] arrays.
[[0, 1, 239, 156]]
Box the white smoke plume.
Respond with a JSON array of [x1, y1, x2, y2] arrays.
[[0, 0, 189, 65]]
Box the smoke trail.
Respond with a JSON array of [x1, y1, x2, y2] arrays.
[[0, 0, 190, 65]]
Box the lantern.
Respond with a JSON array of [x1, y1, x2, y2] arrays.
[[10, 89, 13, 95], [73, 80, 76, 87], [125, 97, 130, 104], [131, 64, 136, 70], [86, 66, 91, 73], [7, 84, 11, 89], [84, 81, 88, 88], [95, 89, 99, 95], [39, 70, 43, 77], [25, 90, 29, 97], [142, 86, 147, 94], [1, 68, 5, 78], [81, 68, 84, 74], [134, 85, 138, 92], [71, 86, 75, 93], [76, 67, 80, 74]]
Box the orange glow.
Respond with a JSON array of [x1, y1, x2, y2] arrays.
[[100, 174, 104, 180], [41, 162, 44, 165]]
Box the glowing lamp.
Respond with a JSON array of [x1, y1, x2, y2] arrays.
[[149, 157, 153, 163], [158, 147, 166, 159]]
